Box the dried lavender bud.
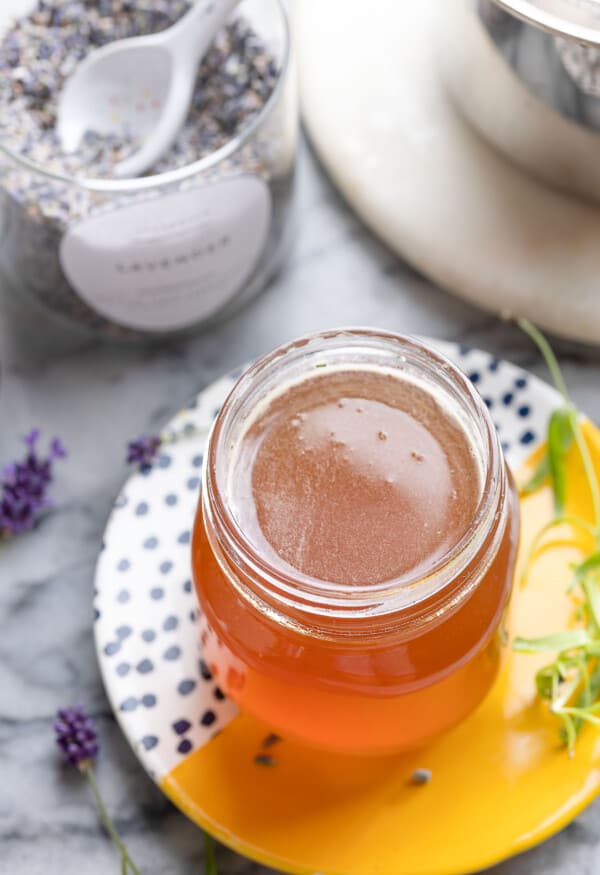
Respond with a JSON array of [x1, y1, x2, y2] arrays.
[[254, 754, 276, 767], [0, 2, 280, 179], [410, 768, 432, 786], [54, 705, 100, 769], [126, 434, 162, 473]]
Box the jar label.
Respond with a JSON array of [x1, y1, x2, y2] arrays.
[[60, 175, 271, 332]]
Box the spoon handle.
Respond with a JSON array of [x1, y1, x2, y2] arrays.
[[166, 0, 241, 67]]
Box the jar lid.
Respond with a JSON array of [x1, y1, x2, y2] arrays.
[[496, 0, 600, 44]]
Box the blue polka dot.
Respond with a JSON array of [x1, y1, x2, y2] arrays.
[[177, 739, 193, 754], [116, 662, 130, 677], [483, 398, 493, 409], [104, 641, 120, 656], [117, 589, 130, 604], [137, 659, 154, 674], [144, 536, 158, 550], [518, 405, 531, 418], [116, 625, 132, 640], [515, 377, 528, 389], [150, 587, 164, 600], [214, 687, 225, 701], [187, 477, 200, 491], [502, 392, 514, 406], [117, 558, 130, 572], [159, 560, 173, 575], [200, 710, 216, 727], [459, 344, 471, 356], [488, 359, 499, 372], [212, 406, 221, 419], [165, 494, 178, 507], [141, 694, 157, 708], [520, 430, 536, 445], [157, 454, 172, 469], [115, 495, 128, 509], [142, 629, 156, 642], [164, 645, 182, 661], [141, 735, 158, 751], [501, 441, 510, 453], [94, 609, 100, 621], [468, 371, 480, 384], [192, 454, 203, 468], [178, 679, 196, 695], [189, 610, 197, 623], [178, 530, 191, 545], [183, 580, 192, 593], [135, 502, 149, 516], [163, 615, 178, 631], [120, 697, 137, 712], [173, 719, 191, 735], [199, 660, 213, 680]]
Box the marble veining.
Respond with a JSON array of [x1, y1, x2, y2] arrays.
[[2, 142, 600, 874]]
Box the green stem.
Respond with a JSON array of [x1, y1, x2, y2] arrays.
[[204, 831, 218, 875], [570, 415, 600, 542], [520, 515, 596, 585], [84, 766, 142, 875], [517, 318, 570, 404]]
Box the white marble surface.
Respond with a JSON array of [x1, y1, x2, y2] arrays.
[[2, 142, 600, 875]]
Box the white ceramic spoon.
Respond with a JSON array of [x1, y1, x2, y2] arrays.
[[56, 0, 239, 178]]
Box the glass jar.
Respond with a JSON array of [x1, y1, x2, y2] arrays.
[[192, 329, 520, 754], [0, 0, 297, 341]]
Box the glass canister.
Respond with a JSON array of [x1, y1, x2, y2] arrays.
[[192, 329, 521, 755], [0, 0, 297, 341]]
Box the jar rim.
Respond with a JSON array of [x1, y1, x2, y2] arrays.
[[203, 328, 508, 629], [0, 0, 290, 192], [492, 0, 600, 46]]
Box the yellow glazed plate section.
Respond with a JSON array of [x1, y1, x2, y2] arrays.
[[161, 422, 600, 875]]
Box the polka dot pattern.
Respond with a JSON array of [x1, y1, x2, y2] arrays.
[[95, 347, 558, 780]]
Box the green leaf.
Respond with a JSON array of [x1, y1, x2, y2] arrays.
[[547, 407, 575, 516], [513, 629, 591, 653], [535, 664, 559, 699], [581, 575, 600, 630], [574, 553, 600, 581], [520, 454, 550, 496], [558, 712, 577, 755]]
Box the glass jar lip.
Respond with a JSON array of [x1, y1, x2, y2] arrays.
[[492, 0, 600, 46], [205, 327, 505, 617], [0, 0, 290, 193]]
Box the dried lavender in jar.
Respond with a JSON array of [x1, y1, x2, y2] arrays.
[[0, 0, 297, 340]]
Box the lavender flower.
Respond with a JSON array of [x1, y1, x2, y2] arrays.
[[54, 705, 99, 770], [126, 434, 162, 473], [0, 430, 66, 536], [53, 705, 143, 875]]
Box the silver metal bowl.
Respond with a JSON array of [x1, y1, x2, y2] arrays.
[[439, 0, 600, 203]]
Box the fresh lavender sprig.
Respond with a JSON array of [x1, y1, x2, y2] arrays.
[[54, 706, 142, 875], [0, 430, 66, 537], [126, 424, 208, 474]]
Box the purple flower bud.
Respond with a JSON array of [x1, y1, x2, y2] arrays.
[[54, 705, 99, 769], [0, 431, 66, 537], [126, 435, 162, 473]]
